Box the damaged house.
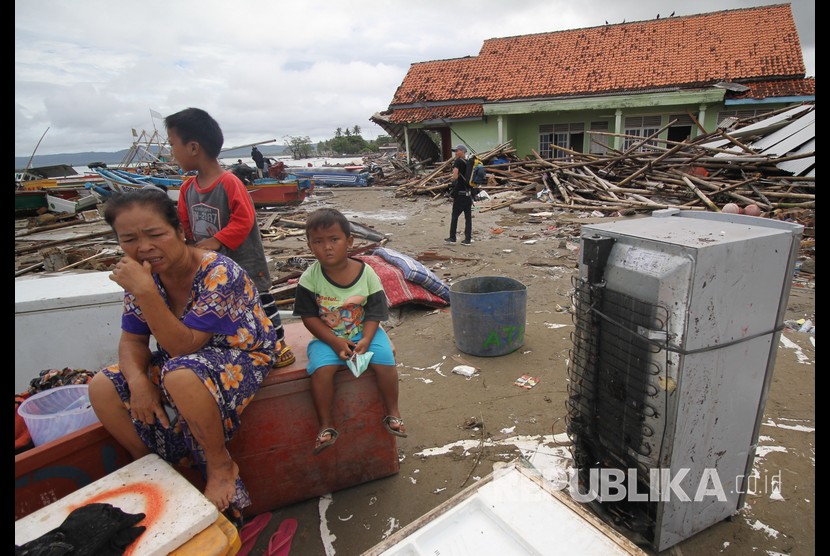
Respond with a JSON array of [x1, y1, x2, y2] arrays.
[[372, 3, 814, 163]]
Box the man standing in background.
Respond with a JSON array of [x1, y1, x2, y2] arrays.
[[445, 145, 473, 245], [251, 146, 265, 179]]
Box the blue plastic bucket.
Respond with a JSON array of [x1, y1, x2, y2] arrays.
[[449, 276, 527, 356]]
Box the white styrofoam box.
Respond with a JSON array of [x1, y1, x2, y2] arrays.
[[14, 454, 218, 555], [371, 462, 646, 555], [15, 272, 125, 394]]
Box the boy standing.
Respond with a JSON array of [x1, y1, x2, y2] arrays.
[[293, 208, 407, 454], [165, 108, 295, 367]]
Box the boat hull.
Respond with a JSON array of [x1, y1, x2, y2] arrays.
[[15, 191, 48, 213], [15, 188, 97, 215], [247, 181, 310, 207]]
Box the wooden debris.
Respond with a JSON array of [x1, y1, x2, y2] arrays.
[[383, 106, 814, 219]]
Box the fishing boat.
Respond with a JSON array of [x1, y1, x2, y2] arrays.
[[92, 168, 180, 202], [15, 190, 51, 215], [109, 168, 184, 188], [247, 177, 313, 207]]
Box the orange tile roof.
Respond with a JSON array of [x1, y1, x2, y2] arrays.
[[729, 77, 815, 99], [391, 4, 808, 114], [388, 104, 483, 125]]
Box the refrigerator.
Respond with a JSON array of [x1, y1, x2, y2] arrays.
[[565, 208, 803, 551]]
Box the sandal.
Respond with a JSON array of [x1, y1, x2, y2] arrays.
[[267, 517, 298, 556], [273, 341, 296, 369], [382, 415, 408, 438], [313, 427, 338, 455], [237, 512, 272, 556]]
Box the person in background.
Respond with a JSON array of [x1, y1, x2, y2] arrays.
[[293, 208, 407, 455], [88, 188, 276, 526], [251, 146, 265, 179], [164, 107, 295, 368], [445, 144, 474, 245]]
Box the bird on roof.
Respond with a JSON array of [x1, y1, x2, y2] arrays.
[[656, 13, 660, 19], [669, 11, 675, 17]]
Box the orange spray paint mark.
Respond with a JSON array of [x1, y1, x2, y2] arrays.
[[68, 482, 165, 556]]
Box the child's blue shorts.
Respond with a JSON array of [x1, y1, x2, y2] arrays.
[[306, 327, 395, 374]]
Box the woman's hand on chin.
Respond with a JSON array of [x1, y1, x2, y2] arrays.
[[111, 255, 155, 295]]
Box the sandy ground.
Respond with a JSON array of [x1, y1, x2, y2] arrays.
[[208, 188, 817, 554], [239, 187, 816, 555]]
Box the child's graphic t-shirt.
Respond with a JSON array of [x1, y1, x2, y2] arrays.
[[293, 258, 389, 340]]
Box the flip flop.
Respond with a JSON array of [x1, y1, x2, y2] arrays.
[[237, 512, 273, 556], [273, 342, 296, 369], [313, 428, 338, 455], [383, 415, 408, 438], [267, 518, 298, 556]]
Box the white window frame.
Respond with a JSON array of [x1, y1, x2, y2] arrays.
[[539, 123, 585, 159], [589, 121, 610, 155], [623, 115, 661, 151]]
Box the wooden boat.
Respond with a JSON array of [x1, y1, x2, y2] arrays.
[[14, 190, 50, 214], [247, 178, 313, 207], [16, 164, 106, 191], [93, 168, 181, 202], [110, 169, 184, 188]]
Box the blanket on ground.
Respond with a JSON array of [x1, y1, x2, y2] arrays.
[[357, 255, 449, 309], [372, 247, 450, 302]]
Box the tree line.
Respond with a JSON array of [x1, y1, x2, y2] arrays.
[[283, 125, 392, 159]]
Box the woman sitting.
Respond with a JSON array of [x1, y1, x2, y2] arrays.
[[88, 188, 276, 526]]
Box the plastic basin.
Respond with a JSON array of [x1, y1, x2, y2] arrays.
[[18, 385, 100, 447]]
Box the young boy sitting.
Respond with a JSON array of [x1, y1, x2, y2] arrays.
[[292, 208, 407, 454]]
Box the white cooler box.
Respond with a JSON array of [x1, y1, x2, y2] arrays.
[[15, 272, 125, 394]]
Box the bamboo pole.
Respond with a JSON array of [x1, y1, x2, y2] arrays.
[[681, 176, 720, 212], [617, 140, 691, 187], [57, 250, 114, 272]]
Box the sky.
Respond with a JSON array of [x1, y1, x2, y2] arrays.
[[15, 0, 815, 158]]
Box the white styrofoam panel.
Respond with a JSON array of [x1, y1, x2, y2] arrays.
[[15, 454, 218, 555]]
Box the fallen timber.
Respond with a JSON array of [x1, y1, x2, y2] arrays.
[[390, 115, 814, 214]]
